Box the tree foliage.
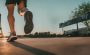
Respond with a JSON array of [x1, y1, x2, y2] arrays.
[[72, 2, 90, 27]]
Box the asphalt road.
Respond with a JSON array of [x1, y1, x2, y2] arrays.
[[0, 37, 90, 55]]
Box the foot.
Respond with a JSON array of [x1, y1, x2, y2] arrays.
[[24, 11, 34, 34], [7, 32, 17, 42]]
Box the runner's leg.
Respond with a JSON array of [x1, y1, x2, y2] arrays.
[[6, 4, 16, 34], [6, 4, 17, 42], [18, 0, 34, 34]]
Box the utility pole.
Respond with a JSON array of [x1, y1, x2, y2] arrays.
[[76, 23, 78, 31]]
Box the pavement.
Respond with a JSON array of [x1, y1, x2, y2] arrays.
[[0, 37, 90, 55]]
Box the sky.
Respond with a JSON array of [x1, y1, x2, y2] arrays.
[[0, 0, 90, 36]]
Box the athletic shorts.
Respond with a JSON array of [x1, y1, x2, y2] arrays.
[[5, 0, 27, 7]]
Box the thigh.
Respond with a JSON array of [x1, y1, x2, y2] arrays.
[[5, 0, 16, 5], [6, 4, 15, 15]]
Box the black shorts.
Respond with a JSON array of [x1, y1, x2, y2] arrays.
[[5, 0, 27, 7]]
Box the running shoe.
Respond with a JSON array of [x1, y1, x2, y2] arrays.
[[24, 11, 34, 34], [7, 32, 17, 42]]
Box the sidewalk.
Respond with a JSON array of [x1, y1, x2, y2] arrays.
[[0, 37, 90, 55]]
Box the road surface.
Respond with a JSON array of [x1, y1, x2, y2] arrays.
[[0, 37, 90, 55]]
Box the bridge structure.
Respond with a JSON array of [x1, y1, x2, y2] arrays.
[[59, 12, 90, 35], [59, 12, 90, 28]]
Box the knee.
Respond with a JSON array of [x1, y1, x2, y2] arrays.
[[7, 14, 14, 20], [8, 13, 14, 17], [7, 14, 14, 18]]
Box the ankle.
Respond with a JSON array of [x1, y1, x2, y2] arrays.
[[10, 32, 16, 36]]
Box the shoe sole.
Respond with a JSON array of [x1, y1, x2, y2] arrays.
[[24, 11, 34, 34], [7, 37, 17, 42]]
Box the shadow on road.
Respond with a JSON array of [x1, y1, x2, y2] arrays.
[[9, 41, 55, 55]]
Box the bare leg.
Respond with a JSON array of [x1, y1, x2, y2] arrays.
[[6, 4, 16, 35], [18, 1, 33, 34], [18, 1, 25, 9], [18, 0, 28, 16]]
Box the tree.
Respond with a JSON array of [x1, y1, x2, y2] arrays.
[[72, 2, 90, 29]]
